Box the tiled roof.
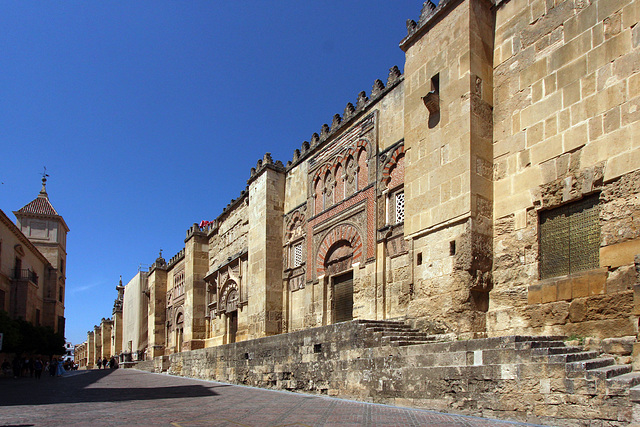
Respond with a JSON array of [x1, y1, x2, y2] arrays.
[[17, 195, 59, 216]]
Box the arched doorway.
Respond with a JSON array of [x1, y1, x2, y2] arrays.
[[325, 240, 355, 323], [175, 311, 184, 353], [220, 281, 239, 344]]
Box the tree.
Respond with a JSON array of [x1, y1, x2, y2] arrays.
[[0, 311, 65, 356]]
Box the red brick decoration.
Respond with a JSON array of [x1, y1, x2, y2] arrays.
[[382, 145, 405, 188], [316, 224, 363, 275]]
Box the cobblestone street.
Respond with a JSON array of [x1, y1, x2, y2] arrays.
[[0, 369, 544, 427]]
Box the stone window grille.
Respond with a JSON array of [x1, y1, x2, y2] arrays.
[[395, 192, 405, 224], [174, 270, 185, 297], [539, 194, 600, 280], [293, 243, 303, 267]]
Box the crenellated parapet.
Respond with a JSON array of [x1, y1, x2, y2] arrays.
[[400, 0, 446, 51], [284, 65, 403, 172], [185, 222, 207, 242], [167, 248, 185, 269], [247, 152, 286, 185], [216, 187, 250, 223]]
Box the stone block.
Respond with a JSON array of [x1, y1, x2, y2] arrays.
[[606, 265, 636, 294], [521, 92, 563, 129], [571, 275, 590, 299], [588, 271, 607, 296], [598, 0, 631, 22], [588, 115, 603, 141], [587, 30, 633, 74], [621, 96, 640, 126], [564, 3, 597, 42], [569, 298, 587, 322], [521, 59, 548, 89], [600, 238, 640, 268], [542, 281, 558, 303], [602, 336, 635, 355], [633, 342, 640, 372], [528, 284, 542, 304], [557, 279, 572, 301], [563, 80, 581, 108], [563, 122, 588, 152], [530, 134, 563, 165], [603, 106, 621, 134], [550, 31, 592, 72], [557, 56, 587, 90], [634, 284, 640, 315]]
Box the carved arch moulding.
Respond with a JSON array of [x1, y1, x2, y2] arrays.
[[316, 223, 363, 277], [381, 144, 405, 187], [219, 280, 239, 314]]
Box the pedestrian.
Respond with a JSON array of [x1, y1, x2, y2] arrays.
[[49, 358, 57, 377], [34, 358, 43, 380], [23, 357, 31, 377], [12, 357, 21, 378], [102, 357, 108, 369], [110, 356, 117, 369], [96, 358, 102, 369], [56, 359, 65, 377]]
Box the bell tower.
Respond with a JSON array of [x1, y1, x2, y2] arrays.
[[13, 172, 69, 334]]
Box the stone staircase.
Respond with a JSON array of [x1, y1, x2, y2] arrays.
[[358, 320, 640, 417], [522, 336, 640, 392], [356, 319, 452, 346]]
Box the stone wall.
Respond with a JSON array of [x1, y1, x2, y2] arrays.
[[136, 320, 637, 426], [489, 0, 640, 338]]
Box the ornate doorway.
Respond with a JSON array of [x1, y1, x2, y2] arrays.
[[332, 271, 354, 323], [324, 240, 355, 323], [175, 311, 184, 352], [220, 281, 239, 344], [228, 311, 238, 343]]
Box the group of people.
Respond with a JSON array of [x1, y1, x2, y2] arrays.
[[1, 356, 75, 379], [96, 356, 118, 369]]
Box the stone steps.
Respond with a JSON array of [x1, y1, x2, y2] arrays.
[[358, 319, 436, 347], [566, 357, 616, 377], [531, 345, 584, 356], [357, 320, 637, 398], [539, 351, 601, 363], [587, 364, 632, 380]]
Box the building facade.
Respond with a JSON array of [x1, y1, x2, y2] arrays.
[[87, 0, 640, 360], [0, 177, 68, 335]]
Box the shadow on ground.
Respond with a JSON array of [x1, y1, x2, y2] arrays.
[[0, 369, 223, 406]]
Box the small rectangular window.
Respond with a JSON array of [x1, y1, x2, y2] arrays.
[[395, 192, 405, 224]]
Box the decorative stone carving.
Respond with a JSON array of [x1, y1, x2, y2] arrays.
[[387, 65, 401, 86], [371, 79, 385, 98], [356, 91, 368, 110], [331, 114, 342, 131], [343, 102, 355, 120], [320, 123, 330, 139]]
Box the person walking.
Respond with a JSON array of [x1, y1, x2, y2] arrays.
[[96, 358, 102, 369], [34, 358, 43, 380], [102, 357, 108, 369], [49, 358, 57, 377]]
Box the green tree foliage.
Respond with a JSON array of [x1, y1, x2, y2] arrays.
[[0, 311, 65, 356]]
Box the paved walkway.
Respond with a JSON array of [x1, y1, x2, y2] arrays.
[[0, 369, 545, 426]]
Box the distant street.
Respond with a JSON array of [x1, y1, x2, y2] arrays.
[[0, 368, 542, 426]]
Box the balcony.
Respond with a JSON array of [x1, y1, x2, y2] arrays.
[[13, 268, 39, 285]]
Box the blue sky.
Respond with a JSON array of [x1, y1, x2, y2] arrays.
[[0, 1, 422, 345]]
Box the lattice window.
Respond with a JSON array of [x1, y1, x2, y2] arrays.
[[395, 192, 405, 224], [539, 194, 600, 280], [293, 243, 303, 267], [174, 270, 185, 297]]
